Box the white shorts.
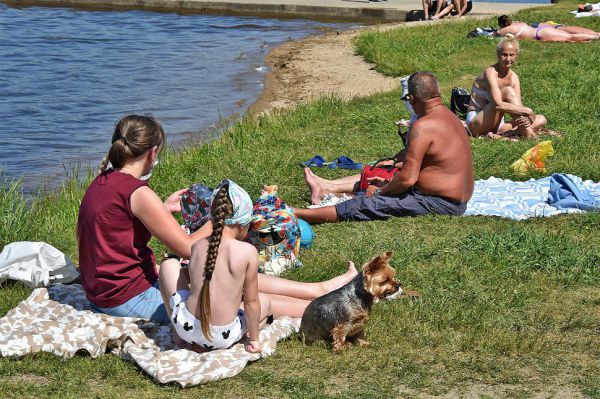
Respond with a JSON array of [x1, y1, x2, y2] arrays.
[[169, 290, 246, 350], [466, 110, 505, 135]]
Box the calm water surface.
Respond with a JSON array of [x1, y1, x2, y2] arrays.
[[0, 4, 353, 192]]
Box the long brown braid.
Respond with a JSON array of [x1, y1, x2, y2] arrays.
[[98, 115, 165, 175], [199, 184, 234, 340]]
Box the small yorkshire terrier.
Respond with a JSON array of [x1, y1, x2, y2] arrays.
[[300, 251, 402, 351]]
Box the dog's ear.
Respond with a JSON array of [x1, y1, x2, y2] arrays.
[[363, 252, 391, 275]]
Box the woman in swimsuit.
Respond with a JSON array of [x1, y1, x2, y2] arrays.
[[497, 15, 598, 42], [466, 37, 547, 139]]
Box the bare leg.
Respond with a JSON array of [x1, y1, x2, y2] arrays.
[[263, 294, 311, 318], [539, 28, 597, 42], [431, 0, 446, 19], [467, 102, 505, 138], [557, 26, 600, 37], [294, 205, 340, 224], [257, 261, 357, 300], [435, 3, 455, 18], [423, 0, 431, 19], [239, 293, 272, 328], [500, 87, 547, 138], [305, 168, 360, 205], [158, 258, 189, 319]]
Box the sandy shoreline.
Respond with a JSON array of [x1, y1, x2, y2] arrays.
[[249, 24, 401, 114], [249, 18, 483, 114]]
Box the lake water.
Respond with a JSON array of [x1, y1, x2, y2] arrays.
[[0, 4, 353, 192]]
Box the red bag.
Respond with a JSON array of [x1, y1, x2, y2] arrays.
[[358, 158, 398, 191]]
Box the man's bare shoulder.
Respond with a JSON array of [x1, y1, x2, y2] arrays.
[[409, 118, 435, 141]]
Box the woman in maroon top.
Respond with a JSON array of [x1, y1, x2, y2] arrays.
[[77, 115, 357, 323]]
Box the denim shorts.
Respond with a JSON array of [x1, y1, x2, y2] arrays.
[[335, 188, 466, 222], [91, 280, 169, 324]]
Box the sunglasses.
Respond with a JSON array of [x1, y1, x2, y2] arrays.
[[400, 71, 421, 101]]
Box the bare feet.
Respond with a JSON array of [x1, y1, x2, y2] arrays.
[[304, 167, 323, 205]]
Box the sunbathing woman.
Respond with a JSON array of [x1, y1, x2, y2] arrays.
[[466, 37, 547, 139], [77, 115, 357, 323], [497, 15, 598, 42]]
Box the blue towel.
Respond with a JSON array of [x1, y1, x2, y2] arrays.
[[548, 173, 600, 211], [465, 174, 600, 220]]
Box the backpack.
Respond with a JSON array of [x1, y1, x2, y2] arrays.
[[467, 27, 497, 39], [245, 186, 302, 276], [450, 87, 471, 115]]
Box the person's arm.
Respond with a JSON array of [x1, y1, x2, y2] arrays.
[[392, 149, 406, 168], [243, 249, 261, 353], [366, 124, 431, 197], [131, 186, 210, 259], [486, 69, 535, 118]]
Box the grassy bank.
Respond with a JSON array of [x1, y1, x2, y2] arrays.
[[1, 1, 599, 398]]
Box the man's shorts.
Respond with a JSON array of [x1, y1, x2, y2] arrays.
[[335, 188, 467, 222]]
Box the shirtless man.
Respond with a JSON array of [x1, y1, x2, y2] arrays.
[[294, 72, 474, 224], [466, 37, 547, 139], [497, 15, 598, 42]]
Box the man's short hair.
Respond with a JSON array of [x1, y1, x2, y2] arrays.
[[407, 72, 441, 102], [496, 36, 520, 55], [498, 15, 512, 28]]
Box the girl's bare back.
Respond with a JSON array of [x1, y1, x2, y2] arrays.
[[186, 237, 256, 326]]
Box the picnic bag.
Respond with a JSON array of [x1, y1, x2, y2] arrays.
[[245, 185, 302, 276], [450, 87, 471, 115], [358, 158, 399, 191]]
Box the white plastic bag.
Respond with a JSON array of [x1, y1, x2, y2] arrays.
[[0, 242, 79, 287]]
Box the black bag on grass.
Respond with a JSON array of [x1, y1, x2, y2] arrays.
[[450, 87, 470, 115]]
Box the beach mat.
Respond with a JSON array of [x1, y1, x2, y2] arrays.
[[0, 284, 299, 387], [465, 174, 600, 220]]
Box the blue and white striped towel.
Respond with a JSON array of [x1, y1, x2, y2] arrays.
[[465, 174, 600, 220]]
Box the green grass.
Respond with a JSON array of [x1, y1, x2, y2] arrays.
[[1, 2, 600, 397]]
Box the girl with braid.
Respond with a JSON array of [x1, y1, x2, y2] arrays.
[[163, 180, 267, 352], [79, 115, 358, 328]]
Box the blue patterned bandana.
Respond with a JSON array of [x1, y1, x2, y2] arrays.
[[211, 179, 253, 226]]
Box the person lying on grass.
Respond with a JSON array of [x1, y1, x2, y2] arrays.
[[293, 72, 474, 224], [497, 15, 599, 42], [77, 115, 357, 325], [466, 37, 548, 140]]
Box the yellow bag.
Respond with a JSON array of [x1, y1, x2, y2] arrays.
[[511, 140, 555, 175]]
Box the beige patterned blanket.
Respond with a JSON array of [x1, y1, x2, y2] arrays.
[[0, 284, 300, 386]]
